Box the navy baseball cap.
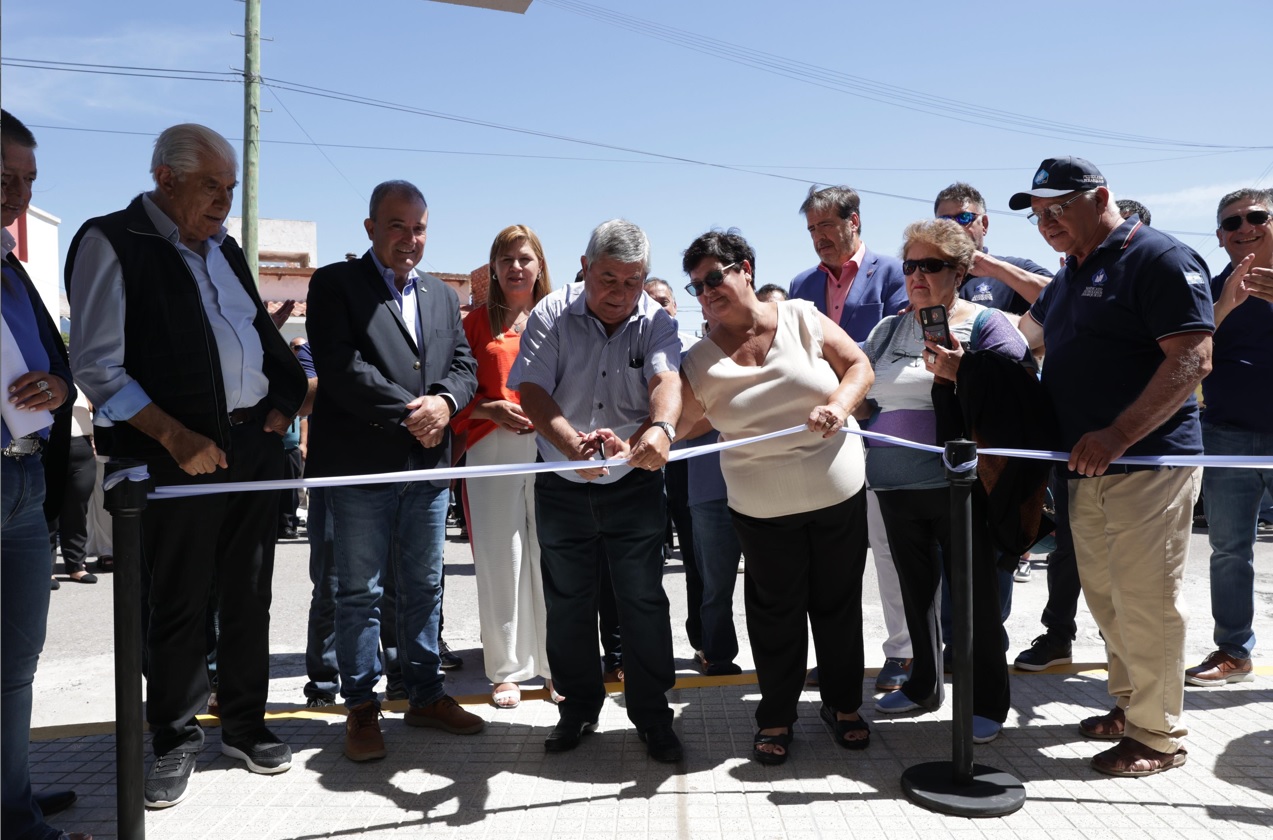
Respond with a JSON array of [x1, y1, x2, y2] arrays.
[[1009, 157, 1107, 210]]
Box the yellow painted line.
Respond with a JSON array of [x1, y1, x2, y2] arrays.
[[31, 664, 1271, 742]]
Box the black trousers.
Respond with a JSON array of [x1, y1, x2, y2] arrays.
[[1040, 467, 1080, 642], [876, 487, 1011, 723], [142, 423, 283, 755], [50, 435, 96, 572], [664, 460, 701, 648], [730, 490, 868, 729], [536, 468, 673, 730]]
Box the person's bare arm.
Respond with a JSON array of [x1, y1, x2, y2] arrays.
[[127, 402, 228, 475], [626, 370, 682, 470], [518, 382, 608, 479], [1068, 332, 1213, 476], [812, 313, 875, 437]]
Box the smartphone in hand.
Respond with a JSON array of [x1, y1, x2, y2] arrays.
[[919, 305, 952, 349]]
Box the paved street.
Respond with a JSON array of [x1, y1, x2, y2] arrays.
[[30, 500, 1273, 839]]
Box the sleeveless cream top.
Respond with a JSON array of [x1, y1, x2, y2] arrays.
[[682, 300, 865, 519]]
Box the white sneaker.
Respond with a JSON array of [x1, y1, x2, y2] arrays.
[[1013, 559, 1032, 583]]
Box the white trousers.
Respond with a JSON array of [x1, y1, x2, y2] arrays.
[[868, 488, 912, 659], [464, 428, 550, 683]]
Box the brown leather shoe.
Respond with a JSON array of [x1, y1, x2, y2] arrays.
[[405, 695, 485, 735], [1185, 650, 1253, 687], [344, 701, 386, 761]]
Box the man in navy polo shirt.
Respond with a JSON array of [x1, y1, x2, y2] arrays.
[[1014, 156, 1213, 778], [788, 185, 912, 693], [1186, 188, 1273, 687], [935, 181, 1053, 318]]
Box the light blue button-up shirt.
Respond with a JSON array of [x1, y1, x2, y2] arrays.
[[508, 282, 680, 484], [70, 194, 268, 424]]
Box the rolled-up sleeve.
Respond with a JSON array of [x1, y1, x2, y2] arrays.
[[68, 229, 152, 424]]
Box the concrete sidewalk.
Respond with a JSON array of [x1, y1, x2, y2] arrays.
[[30, 519, 1273, 838], [30, 666, 1273, 839]]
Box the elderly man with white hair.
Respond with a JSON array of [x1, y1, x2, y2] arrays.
[[67, 123, 307, 808], [510, 219, 685, 762]]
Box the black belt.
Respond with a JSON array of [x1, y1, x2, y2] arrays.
[[228, 400, 269, 427]]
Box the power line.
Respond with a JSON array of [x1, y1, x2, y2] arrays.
[[5, 61, 1236, 231], [536, 0, 1273, 154]]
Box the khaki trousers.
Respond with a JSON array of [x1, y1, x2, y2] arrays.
[[1068, 467, 1200, 753]]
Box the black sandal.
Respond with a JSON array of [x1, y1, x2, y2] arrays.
[[752, 728, 792, 765], [820, 703, 870, 751]]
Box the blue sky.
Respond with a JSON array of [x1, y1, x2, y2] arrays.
[[5, 0, 1271, 322]]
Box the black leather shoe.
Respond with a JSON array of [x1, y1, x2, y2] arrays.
[[544, 718, 597, 753], [639, 724, 683, 763], [34, 788, 77, 816]]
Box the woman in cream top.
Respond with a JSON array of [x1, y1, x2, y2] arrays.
[[674, 230, 874, 766]]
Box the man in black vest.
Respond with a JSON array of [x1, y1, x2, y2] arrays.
[[67, 123, 307, 809]]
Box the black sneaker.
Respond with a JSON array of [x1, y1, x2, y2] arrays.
[[438, 638, 464, 671], [1013, 635, 1073, 671], [305, 693, 337, 708], [220, 728, 292, 775], [144, 750, 198, 809]]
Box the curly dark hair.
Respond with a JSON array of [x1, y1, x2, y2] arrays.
[[681, 228, 756, 278]]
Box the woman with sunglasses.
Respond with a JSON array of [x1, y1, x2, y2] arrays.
[[858, 218, 1031, 743], [672, 229, 875, 765], [451, 224, 555, 710]]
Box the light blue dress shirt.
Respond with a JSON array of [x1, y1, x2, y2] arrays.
[[69, 194, 268, 424]]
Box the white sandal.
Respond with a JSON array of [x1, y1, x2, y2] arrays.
[[491, 683, 521, 709]]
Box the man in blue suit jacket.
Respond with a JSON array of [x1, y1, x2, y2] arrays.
[[788, 185, 908, 342], [788, 185, 912, 693], [306, 180, 479, 763]]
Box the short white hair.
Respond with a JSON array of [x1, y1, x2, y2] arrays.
[[151, 123, 237, 182]]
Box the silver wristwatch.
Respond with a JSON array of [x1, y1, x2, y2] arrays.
[[652, 421, 676, 443]]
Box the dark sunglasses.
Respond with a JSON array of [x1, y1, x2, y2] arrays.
[[902, 258, 956, 276], [938, 211, 979, 226], [1219, 210, 1271, 232], [684, 262, 737, 297]]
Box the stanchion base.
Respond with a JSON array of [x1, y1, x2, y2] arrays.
[[901, 761, 1026, 817]]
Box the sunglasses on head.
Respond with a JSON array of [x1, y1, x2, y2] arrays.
[[684, 262, 737, 297], [902, 258, 956, 276], [939, 211, 979, 226], [1219, 210, 1271, 232]]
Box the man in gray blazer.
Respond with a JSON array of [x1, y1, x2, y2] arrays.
[[305, 180, 478, 762]]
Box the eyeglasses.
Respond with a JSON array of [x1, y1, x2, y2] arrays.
[[902, 258, 957, 276], [938, 211, 979, 226], [1027, 190, 1093, 226], [1219, 209, 1271, 232], [684, 263, 737, 297]]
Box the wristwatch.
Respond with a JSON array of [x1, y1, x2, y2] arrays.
[[652, 421, 676, 443]]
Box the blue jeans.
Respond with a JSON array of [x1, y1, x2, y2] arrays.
[[1202, 423, 1273, 659], [536, 469, 674, 730], [306, 488, 403, 701], [329, 476, 448, 709], [304, 488, 340, 700], [2, 455, 59, 840], [689, 499, 740, 667]]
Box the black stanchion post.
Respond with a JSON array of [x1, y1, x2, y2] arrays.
[[104, 459, 148, 840], [900, 439, 1025, 817]]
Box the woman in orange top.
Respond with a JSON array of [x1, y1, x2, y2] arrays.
[[453, 225, 554, 709]]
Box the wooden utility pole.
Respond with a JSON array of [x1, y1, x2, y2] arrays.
[[242, 0, 261, 282]]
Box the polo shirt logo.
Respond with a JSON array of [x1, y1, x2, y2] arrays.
[[1184, 271, 1205, 287], [1034, 169, 1049, 186], [1082, 268, 1107, 298]]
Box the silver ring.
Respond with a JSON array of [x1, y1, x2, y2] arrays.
[[46, 391, 53, 402], [36, 380, 49, 391]]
